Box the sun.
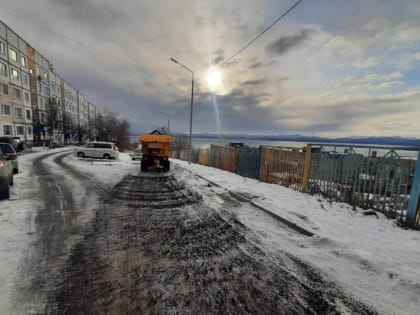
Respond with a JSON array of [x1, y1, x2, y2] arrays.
[[206, 69, 222, 90]]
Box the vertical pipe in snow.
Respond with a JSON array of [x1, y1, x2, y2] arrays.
[[406, 151, 420, 224]]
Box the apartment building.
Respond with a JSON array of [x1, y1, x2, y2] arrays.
[[0, 20, 98, 146], [0, 21, 33, 143]]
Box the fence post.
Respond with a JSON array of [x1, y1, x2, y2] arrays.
[[256, 145, 263, 180], [302, 144, 312, 192], [406, 151, 420, 225]]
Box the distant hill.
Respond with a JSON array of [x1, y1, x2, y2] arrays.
[[129, 132, 420, 147], [189, 134, 420, 147]]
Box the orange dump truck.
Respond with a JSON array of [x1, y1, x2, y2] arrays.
[[139, 132, 172, 172]]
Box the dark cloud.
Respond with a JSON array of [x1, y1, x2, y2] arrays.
[[250, 61, 263, 68], [242, 79, 266, 86], [266, 29, 313, 55], [52, 0, 126, 29], [249, 59, 278, 69], [212, 48, 225, 65], [223, 59, 239, 68], [212, 56, 224, 65]]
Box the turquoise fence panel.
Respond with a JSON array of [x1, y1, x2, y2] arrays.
[[192, 149, 200, 163]]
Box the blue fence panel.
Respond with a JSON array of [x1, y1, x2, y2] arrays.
[[236, 146, 261, 179]]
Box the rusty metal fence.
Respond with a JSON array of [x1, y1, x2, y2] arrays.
[[208, 144, 238, 172], [198, 149, 209, 166]]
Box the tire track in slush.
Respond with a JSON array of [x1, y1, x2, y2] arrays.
[[47, 174, 378, 315], [14, 150, 91, 314]]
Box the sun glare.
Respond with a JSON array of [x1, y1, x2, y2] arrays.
[[206, 69, 222, 90]]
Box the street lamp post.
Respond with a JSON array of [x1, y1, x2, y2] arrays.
[[159, 111, 170, 135], [170, 57, 194, 164]]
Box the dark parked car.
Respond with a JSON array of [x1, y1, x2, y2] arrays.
[[0, 137, 25, 152], [0, 143, 19, 173], [0, 151, 13, 199]]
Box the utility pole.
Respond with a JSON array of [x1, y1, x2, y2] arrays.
[[170, 57, 194, 164]]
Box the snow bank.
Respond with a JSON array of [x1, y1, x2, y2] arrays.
[[63, 152, 139, 189]]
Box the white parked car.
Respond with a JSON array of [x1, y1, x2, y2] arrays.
[[75, 142, 119, 159]]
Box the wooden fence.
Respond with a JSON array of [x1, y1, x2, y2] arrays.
[[259, 145, 311, 192]]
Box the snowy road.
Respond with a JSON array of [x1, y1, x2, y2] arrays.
[[45, 173, 375, 314], [12, 150, 101, 314], [1, 148, 419, 314]]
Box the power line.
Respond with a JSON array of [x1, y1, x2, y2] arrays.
[[217, 0, 303, 68]]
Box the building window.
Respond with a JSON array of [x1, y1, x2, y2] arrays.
[[0, 41, 5, 55], [16, 126, 24, 135], [3, 125, 12, 136], [43, 71, 48, 80], [21, 55, 27, 67], [11, 68, 20, 81], [27, 126, 32, 135], [1, 104, 11, 116], [38, 82, 42, 94], [13, 88, 21, 99], [9, 48, 17, 62], [23, 73, 28, 85], [0, 61, 7, 76], [26, 109, 31, 120], [36, 67, 40, 77], [24, 91, 30, 102], [15, 107, 23, 118], [0, 83, 8, 95]]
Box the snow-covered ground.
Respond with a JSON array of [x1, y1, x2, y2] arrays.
[[1, 149, 419, 314], [172, 159, 420, 315]]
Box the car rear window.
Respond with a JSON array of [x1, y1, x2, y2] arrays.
[[0, 144, 14, 154]]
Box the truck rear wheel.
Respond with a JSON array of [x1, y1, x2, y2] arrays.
[[164, 161, 170, 172], [141, 162, 147, 172]]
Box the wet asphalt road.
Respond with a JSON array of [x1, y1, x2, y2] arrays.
[[16, 151, 377, 314]]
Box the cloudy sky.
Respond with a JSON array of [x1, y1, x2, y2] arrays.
[[1, 0, 420, 137]]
